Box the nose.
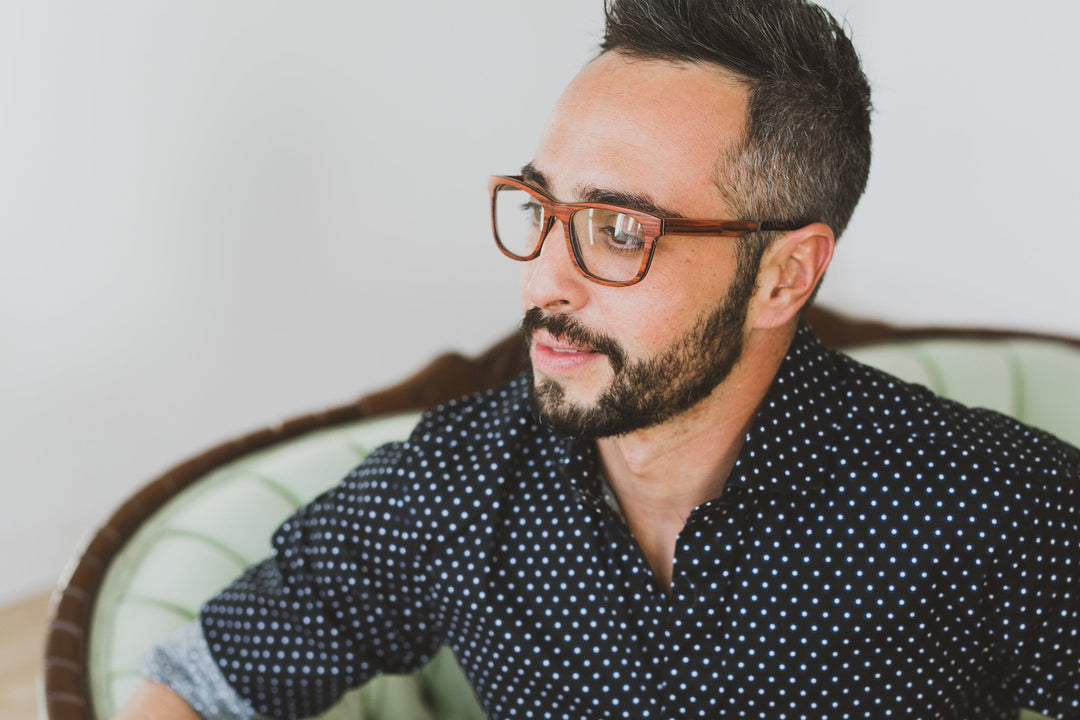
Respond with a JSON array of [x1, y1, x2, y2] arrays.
[[521, 217, 590, 312]]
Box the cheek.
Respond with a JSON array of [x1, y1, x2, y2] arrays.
[[603, 254, 738, 351], [593, 285, 691, 352], [657, 244, 743, 304]]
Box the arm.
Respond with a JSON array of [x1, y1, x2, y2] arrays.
[[115, 439, 439, 720], [112, 620, 264, 720], [113, 682, 202, 720], [1003, 463, 1080, 720], [192, 442, 440, 718]]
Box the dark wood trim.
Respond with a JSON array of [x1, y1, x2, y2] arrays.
[[804, 305, 1080, 351]]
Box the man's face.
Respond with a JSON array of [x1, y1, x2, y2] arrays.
[[522, 52, 755, 437]]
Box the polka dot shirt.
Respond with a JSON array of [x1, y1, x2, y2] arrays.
[[202, 322, 1080, 719]]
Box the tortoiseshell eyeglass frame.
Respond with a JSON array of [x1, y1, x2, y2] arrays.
[[488, 175, 805, 287]]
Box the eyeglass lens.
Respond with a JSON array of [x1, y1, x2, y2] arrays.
[[493, 186, 648, 283]]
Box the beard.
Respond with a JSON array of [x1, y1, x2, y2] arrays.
[[521, 272, 756, 439]]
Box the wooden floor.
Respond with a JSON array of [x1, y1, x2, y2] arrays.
[[0, 590, 51, 720]]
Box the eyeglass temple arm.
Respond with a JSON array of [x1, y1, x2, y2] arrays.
[[661, 219, 804, 236]]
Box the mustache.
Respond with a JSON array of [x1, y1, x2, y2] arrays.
[[520, 308, 626, 374]]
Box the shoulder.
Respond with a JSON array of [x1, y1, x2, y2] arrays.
[[829, 348, 1080, 513], [343, 373, 541, 504], [408, 373, 537, 450], [282, 375, 538, 550]]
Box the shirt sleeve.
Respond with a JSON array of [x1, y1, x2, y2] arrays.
[[140, 621, 267, 720], [1002, 464, 1080, 720], [198, 441, 442, 719]]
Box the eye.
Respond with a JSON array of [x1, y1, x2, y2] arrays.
[[519, 200, 544, 228], [597, 214, 646, 253]]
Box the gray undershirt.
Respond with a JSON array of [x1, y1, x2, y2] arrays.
[[141, 621, 265, 720]]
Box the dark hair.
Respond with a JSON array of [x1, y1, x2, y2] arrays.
[[600, 0, 872, 243]]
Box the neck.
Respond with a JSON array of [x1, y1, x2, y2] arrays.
[[595, 322, 795, 591]]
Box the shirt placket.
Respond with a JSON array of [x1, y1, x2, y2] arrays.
[[662, 489, 753, 717], [559, 445, 669, 718], [594, 489, 751, 719]]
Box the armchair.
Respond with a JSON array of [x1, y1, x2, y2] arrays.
[[42, 308, 1078, 719]]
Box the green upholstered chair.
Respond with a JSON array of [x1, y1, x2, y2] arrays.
[[42, 309, 1076, 720]]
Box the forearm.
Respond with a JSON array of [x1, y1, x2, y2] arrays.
[[113, 681, 203, 720], [130, 620, 264, 720]]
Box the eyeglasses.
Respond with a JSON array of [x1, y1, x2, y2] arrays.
[[489, 175, 803, 287]]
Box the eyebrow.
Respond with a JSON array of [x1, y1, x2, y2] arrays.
[[520, 162, 550, 191], [519, 162, 683, 219]]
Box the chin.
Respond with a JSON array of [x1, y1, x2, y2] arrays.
[[527, 373, 643, 439]]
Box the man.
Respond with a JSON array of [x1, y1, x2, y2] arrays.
[[118, 0, 1080, 718]]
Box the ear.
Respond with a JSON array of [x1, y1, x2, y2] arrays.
[[749, 222, 835, 330]]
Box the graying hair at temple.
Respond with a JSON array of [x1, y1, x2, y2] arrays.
[[600, 0, 873, 247]]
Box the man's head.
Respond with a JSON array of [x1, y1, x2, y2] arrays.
[[514, 0, 871, 437]]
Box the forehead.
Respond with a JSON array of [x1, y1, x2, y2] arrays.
[[533, 52, 750, 215]]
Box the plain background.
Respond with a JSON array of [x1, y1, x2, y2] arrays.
[[2, 0, 1077, 607]]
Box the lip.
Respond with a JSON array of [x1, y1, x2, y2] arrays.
[[530, 330, 604, 374]]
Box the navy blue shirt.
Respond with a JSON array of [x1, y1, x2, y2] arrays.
[[202, 323, 1080, 719]]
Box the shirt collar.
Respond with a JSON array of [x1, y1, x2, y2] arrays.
[[726, 319, 839, 494], [552, 433, 611, 512]]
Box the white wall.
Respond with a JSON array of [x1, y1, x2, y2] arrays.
[[1, 1, 1077, 606], [0, 0, 605, 605], [818, 1, 1080, 332]]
